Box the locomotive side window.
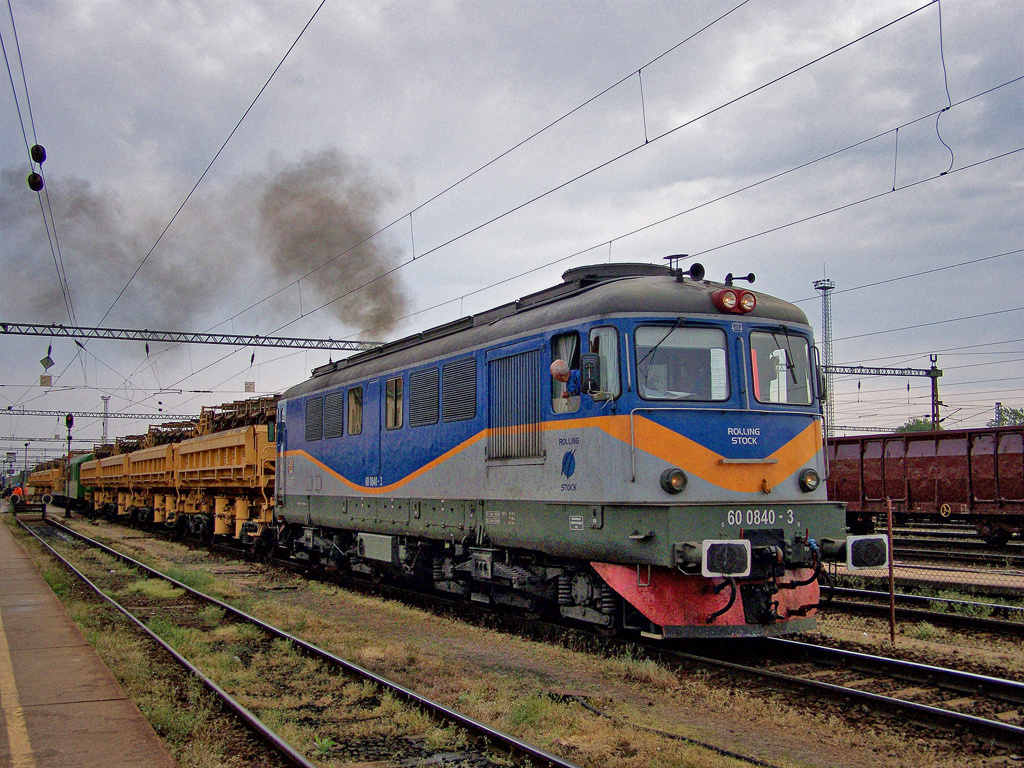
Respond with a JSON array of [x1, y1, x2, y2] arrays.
[[385, 377, 403, 430], [442, 357, 477, 422], [750, 331, 813, 405], [347, 387, 363, 435], [305, 397, 323, 441], [551, 331, 581, 414], [324, 392, 345, 438], [588, 326, 621, 399], [635, 326, 728, 401], [409, 368, 440, 427]]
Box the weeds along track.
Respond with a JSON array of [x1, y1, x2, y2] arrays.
[[16, 517, 582, 768], [821, 585, 1024, 637], [655, 636, 1024, 747], [891, 526, 1024, 569]]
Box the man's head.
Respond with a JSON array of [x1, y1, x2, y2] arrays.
[[550, 359, 571, 383]]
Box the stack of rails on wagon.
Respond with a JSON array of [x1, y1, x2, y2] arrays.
[[79, 405, 278, 547]]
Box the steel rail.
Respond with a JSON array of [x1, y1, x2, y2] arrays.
[[765, 638, 1024, 742], [655, 639, 1024, 744], [821, 586, 1024, 636], [826, 586, 1024, 616], [41, 518, 583, 768], [894, 547, 1024, 569], [14, 517, 318, 768], [767, 637, 1024, 703]]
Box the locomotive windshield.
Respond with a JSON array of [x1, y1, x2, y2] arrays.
[[750, 329, 814, 406], [635, 326, 729, 401]]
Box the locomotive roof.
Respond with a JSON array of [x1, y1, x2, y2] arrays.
[[284, 262, 809, 397]]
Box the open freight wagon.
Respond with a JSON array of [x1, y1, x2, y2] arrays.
[[827, 425, 1024, 545]]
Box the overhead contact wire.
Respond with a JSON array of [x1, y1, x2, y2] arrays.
[[208, 0, 755, 330], [257, 1, 943, 333], [97, 0, 329, 328]]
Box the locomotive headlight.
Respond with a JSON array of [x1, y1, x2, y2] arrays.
[[713, 288, 738, 311], [798, 468, 821, 492], [712, 288, 755, 314], [660, 467, 688, 494]]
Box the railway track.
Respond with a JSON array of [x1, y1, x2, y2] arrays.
[[25, 509, 1023, 759], [893, 537, 1024, 569], [657, 638, 1024, 747], [821, 586, 1024, 637], [15, 516, 583, 768]]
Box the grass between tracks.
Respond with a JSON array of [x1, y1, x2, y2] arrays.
[[5, 515, 989, 768]]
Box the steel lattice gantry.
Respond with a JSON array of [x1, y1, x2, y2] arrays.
[[824, 357, 944, 429], [0, 322, 382, 352]]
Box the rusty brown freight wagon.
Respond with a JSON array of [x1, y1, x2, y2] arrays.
[[827, 425, 1024, 545]]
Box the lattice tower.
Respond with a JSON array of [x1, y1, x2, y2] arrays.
[[100, 396, 110, 444], [813, 278, 836, 439]]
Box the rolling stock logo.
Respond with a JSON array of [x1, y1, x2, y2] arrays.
[[561, 450, 576, 479], [728, 427, 760, 445]]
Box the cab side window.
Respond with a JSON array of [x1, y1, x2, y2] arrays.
[[551, 332, 581, 414], [348, 387, 363, 435], [588, 326, 621, 399]]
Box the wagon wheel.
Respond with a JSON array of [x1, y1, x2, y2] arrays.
[[939, 503, 952, 519]]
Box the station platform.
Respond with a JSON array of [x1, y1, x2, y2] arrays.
[[0, 507, 179, 768]]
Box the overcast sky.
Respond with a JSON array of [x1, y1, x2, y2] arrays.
[[1, 0, 1021, 461]]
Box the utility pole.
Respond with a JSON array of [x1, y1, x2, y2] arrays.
[[64, 414, 73, 517], [928, 355, 943, 429]]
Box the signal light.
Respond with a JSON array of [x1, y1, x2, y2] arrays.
[[847, 534, 889, 570], [702, 540, 752, 578], [712, 288, 756, 314]]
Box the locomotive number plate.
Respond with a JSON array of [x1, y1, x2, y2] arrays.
[[726, 508, 796, 527]]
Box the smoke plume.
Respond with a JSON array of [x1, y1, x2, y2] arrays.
[[256, 149, 408, 334], [0, 149, 410, 338]]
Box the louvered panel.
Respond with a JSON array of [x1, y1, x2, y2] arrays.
[[442, 357, 477, 422], [305, 397, 323, 441], [324, 392, 345, 438], [488, 349, 542, 459], [409, 368, 440, 427]]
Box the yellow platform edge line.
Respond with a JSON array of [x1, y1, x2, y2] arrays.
[[0, 591, 38, 768]]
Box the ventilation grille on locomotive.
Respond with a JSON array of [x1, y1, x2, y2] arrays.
[[442, 357, 477, 422], [410, 368, 440, 427], [305, 396, 323, 442], [488, 349, 542, 459]]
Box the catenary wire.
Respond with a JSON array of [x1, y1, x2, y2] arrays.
[[214, 1, 940, 335], [96, 0, 329, 328]]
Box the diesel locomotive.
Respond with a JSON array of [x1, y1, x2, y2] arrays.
[[275, 262, 887, 638]]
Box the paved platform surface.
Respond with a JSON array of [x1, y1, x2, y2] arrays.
[[0, 509, 179, 768]]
